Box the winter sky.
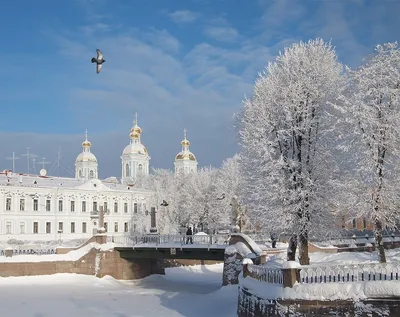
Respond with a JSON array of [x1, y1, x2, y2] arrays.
[[0, 0, 399, 178]]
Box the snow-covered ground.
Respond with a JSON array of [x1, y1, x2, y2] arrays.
[[0, 247, 399, 316], [0, 263, 237, 317]]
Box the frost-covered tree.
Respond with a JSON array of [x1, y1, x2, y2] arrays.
[[239, 38, 343, 264], [339, 42, 400, 263], [214, 154, 248, 231], [184, 167, 223, 232], [143, 169, 180, 233]]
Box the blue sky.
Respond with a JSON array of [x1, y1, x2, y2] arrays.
[[0, 0, 398, 178]]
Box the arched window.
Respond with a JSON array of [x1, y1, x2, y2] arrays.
[[125, 164, 130, 177], [89, 170, 94, 179], [79, 170, 82, 178], [138, 164, 143, 173]]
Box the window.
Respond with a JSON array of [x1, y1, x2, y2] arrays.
[[82, 222, 87, 233], [6, 198, 11, 211], [363, 218, 367, 230], [114, 202, 118, 213], [104, 202, 108, 213], [33, 222, 39, 234], [352, 218, 357, 229], [114, 222, 118, 233], [133, 224, 136, 231], [138, 164, 143, 171], [134, 203, 138, 214], [71, 222, 75, 233], [104, 222, 108, 232], [93, 201, 97, 212], [125, 164, 130, 177], [33, 199, 38, 211], [89, 170, 94, 179], [58, 200, 63, 212], [6, 221, 11, 234], [46, 222, 51, 234], [70, 201, 75, 212], [124, 222, 128, 233], [82, 201, 86, 212], [20, 198, 25, 211], [20, 222, 25, 234], [124, 202, 128, 213], [46, 199, 51, 211], [79, 170, 82, 178], [58, 222, 63, 232]]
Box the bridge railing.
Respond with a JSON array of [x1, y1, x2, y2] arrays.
[[106, 234, 231, 247]]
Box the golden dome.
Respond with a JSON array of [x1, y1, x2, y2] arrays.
[[130, 125, 142, 134], [82, 140, 91, 147], [181, 139, 190, 146], [175, 152, 196, 161], [130, 131, 139, 139]]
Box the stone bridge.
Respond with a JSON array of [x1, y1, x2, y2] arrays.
[[108, 234, 231, 261], [107, 233, 267, 284]]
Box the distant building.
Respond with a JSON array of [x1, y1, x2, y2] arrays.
[[174, 129, 198, 175]]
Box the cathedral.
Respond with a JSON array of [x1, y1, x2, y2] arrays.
[[0, 114, 198, 242]]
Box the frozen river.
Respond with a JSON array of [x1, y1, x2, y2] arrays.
[[0, 263, 237, 317]]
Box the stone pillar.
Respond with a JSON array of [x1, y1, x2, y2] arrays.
[[5, 248, 13, 257], [98, 205, 105, 230], [281, 267, 301, 288], [150, 207, 157, 233], [242, 263, 250, 278]]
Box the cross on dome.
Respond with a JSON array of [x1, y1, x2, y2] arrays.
[[181, 128, 190, 147], [82, 129, 91, 148], [130, 112, 142, 137]]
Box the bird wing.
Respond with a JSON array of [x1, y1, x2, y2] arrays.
[[96, 63, 102, 74], [96, 49, 103, 60]]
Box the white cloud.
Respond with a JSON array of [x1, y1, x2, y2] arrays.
[[203, 26, 239, 43], [168, 10, 199, 23]]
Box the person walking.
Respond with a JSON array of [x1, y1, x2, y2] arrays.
[[186, 227, 193, 244]]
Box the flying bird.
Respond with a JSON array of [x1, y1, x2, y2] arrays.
[[91, 49, 106, 74], [160, 200, 169, 207], [216, 193, 226, 200]]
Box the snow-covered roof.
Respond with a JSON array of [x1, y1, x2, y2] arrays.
[[0, 171, 151, 194]]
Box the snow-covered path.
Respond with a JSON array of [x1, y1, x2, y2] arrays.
[[0, 264, 237, 317]]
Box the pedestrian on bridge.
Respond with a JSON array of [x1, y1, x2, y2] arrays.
[[186, 227, 193, 244]]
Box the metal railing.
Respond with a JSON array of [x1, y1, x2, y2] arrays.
[[300, 262, 400, 284], [247, 264, 284, 284], [106, 234, 231, 248]]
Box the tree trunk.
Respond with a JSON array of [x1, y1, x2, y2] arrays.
[[287, 234, 297, 261], [298, 230, 310, 265], [375, 219, 387, 263]]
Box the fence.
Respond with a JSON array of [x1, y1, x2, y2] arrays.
[[245, 264, 284, 284], [243, 261, 400, 287], [0, 248, 56, 256], [300, 262, 400, 283], [106, 233, 231, 247]]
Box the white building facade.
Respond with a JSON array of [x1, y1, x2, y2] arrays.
[[0, 115, 199, 243]]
